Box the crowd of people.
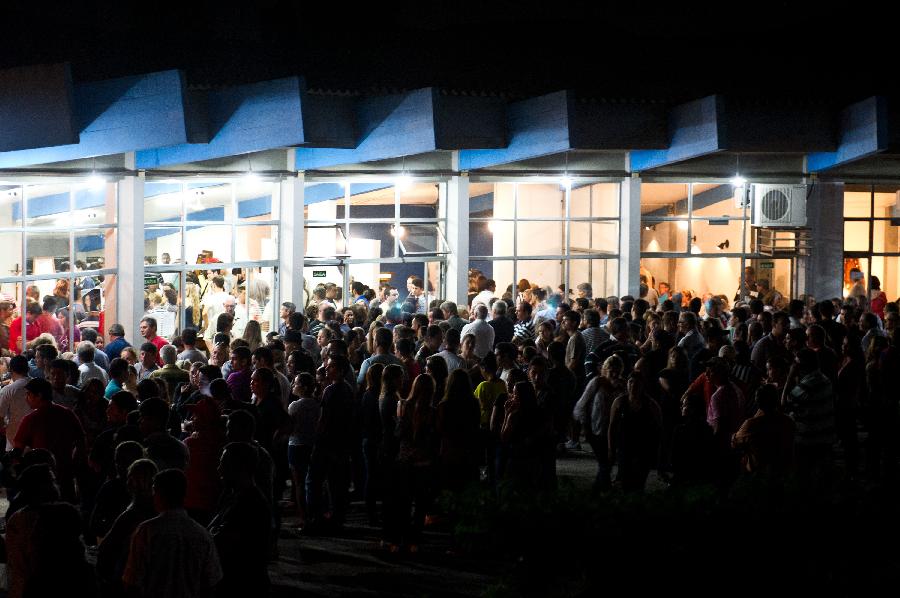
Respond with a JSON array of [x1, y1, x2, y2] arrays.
[[0, 264, 895, 597]]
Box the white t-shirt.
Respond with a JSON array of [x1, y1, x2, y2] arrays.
[[202, 290, 228, 341]]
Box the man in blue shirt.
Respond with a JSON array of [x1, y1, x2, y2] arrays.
[[104, 323, 132, 362]]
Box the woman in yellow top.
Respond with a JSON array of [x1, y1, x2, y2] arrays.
[[473, 352, 507, 487]]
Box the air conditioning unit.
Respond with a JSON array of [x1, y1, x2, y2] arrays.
[[751, 184, 808, 227]]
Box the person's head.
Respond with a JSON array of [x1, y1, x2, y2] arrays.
[[423, 325, 443, 352], [527, 355, 550, 387], [609, 316, 630, 342], [771, 312, 790, 337], [8, 354, 28, 379], [562, 309, 581, 333], [409, 277, 424, 296], [326, 354, 349, 383], [515, 301, 532, 322], [47, 359, 69, 391], [230, 345, 251, 373], [250, 367, 275, 400], [218, 441, 259, 487], [138, 397, 169, 437], [547, 340, 566, 366], [139, 317, 158, 340], [440, 301, 459, 319], [443, 368, 473, 402], [107, 323, 126, 340], [677, 311, 698, 334], [34, 344, 58, 370], [425, 353, 449, 384], [474, 304, 488, 321], [107, 390, 137, 424], [444, 328, 461, 351], [136, 342, 157, 367], [601, 354, 625, 381], [25, 301, 42, 323], [24, 377, 53, 409], [380, 363, 405, 397], [114, 440, 145, 480], [681, 392, 706, 420], [795, 348, 819, 376], [765, 355, 789, 384], [152, 468, 187, 512], [156, 343, 176, 366], [41, 296, 57, 314], [492, 300, 508, 319]]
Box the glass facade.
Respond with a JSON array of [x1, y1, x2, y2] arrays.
[[302, 180, 448, 310], [843, 184, 900, 300], [468, 181, 620, 300], [0, 180, 117, 352], [143, 179, 280, 341]]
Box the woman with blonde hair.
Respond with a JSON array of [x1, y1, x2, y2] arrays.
[[185, 281, 202, 328], [241, 319, 263, 352]]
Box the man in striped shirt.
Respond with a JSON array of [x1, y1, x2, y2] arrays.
[[513, 302, 535, 342], [784, 348, 835, 479]]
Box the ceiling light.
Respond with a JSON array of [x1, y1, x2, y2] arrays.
[[391, 225, 406, 238], [560, 176, 573, 190], [730, 175, 747, 188], [86, 173, 106, 190], [243, 171, 261, 185], [677, 220, 689, 230], [395, 174, 413, 190]]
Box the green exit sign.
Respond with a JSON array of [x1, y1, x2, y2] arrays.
[[759, 262, 775, 269], [313, 270, 326, 278]]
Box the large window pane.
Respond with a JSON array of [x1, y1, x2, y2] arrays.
[[641, 183, 690, 216], [569, 222, 619, 255], [305, 224, 347, 258], [873, 220, 900, 254], [691, 218, 744, 254], [236, 225, 278, 261], [0, 186, 23, 228], [516, 259, 564, 294], [641, 256, 744, 301], [469, 182, 499, 219], [641, 221, 688, 253], [592, 259, 619, 298], [517, 221, 564, 256], [185, 182, 229, 221], [690, 183, 743, 218], [471, 220, 513, 257], [144, 271, 180, 341], [27, 232, 70, 275], [73, 182, 117, 225], [0, 232, 23, 278], [399, 224, 443, 255], [145, 182, 183, 222], [871, 256, 900, 300], [470, 259, 514, 304], [844, 221, 870, 252], [517, 184, 564, 219], [571, 182, 620, 219], [236, 179, 278, 221], [233, 267, 276, 338], [874, 187, 900, 219], [185, 224, 232, 263], [348, 183, 394, 220], [75, 229, 115, 271], [399, 182, 441, 219], [24, 183, 70, 227], [145, 227, 183, 265], [350, 223, 393, 259], [844, 187, 872, 218], [305, 183, 345, 221]]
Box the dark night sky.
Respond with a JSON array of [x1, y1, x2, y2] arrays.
[[0, 2, 889, 103]]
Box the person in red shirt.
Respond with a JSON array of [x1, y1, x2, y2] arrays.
[[36, 297, 65, 346], [8, 302, 42, 354], [14, 377, 86, 503], [140, 316, 169, 366]]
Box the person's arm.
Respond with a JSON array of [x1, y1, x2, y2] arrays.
[[356, 357, 369, 385], [608, 398, 622, 462]]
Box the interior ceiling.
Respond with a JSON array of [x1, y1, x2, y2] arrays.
[[639, 182, 722, 213]]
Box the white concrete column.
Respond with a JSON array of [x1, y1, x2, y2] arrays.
[[117, 155, 145, 342], [446, 157, 470, 305], [619, 176, 641, 296], [279, 170, 305, 307]]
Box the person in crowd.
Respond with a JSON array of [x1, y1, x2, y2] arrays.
[[89, 390, 139, 483], [183, 398, 226, 525], [9, 301, 41, 353], [608, 375, 661, 492], [37, 296, 66, 346], [104, 357, 131, 399], [226, 345, 253, 403], [573, 354, 625, 490], [415, 325, 443, 372], [307, 355, 356, 531], [488, 300, 514, 346], [123, 468, 223, 598], [208, 442, 272, 597], [783, 348, 835, 481], [135, 342, 160, 381], [358, 326, 402, 384], [96, 458, 158, 597], [104, 323, 132, 363], [150, 344, 190, 399], [513, 301, 536, 342], [14, 378, 86, 503], [89, 440, 145, 544], [440, 301, 468, 332], [178, 328, 208, 365], [461, 304, 495, 359], [835, 335, 864, 476], [581, 308, 610, 356], [384, 373, 439, 553], [437, 328, 467, 373], [473, 352, 505, 484], [669, 393, 715, 486], [501, 380, 542, 491], [751, 311, 791, 371], [586, 317, 640, 381], [139, 316, 169, 366], [732, 384, 795, 476], [29, 343, 58, 380], [139, 397, 189, 471], [438, 368, 481, 492], [0, 355, 33, 451], [288, 372, 319, 527]]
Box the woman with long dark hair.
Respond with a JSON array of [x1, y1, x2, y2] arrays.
[[608, 375, 662, 492], [359, 363, 386, 525], [437, 369, 480, 492], [384, 374, 439, 553], [501, 380, 542, 490], [425, 354, 449, 407]]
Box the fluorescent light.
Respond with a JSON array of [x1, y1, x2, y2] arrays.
[[730, 175, 747, 187], [560, 176, 573, 190], [391, 225, 406, 238], [243, 172, 261, 184], [86, 173, 106, 190], [395, 175, 413, 190]]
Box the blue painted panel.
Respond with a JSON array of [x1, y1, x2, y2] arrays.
[[75, 234, 104, 252], [303, 182, 391, 206], [0, 70, 189, 168], [629, 95, 723, 172], [186, 207, 224, 222], [807, 96, 887, 172], [0, 63, 77, 152], [237, 196, 272, 219], [136, 77, 305, 168], [459, 91, 571, 171], [295, 88, 437, 169]]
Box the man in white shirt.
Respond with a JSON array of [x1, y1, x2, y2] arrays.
[[0, 356, 33, 450], [202, 275, 228, 344], [461, 304, 495, 359], [76, 341, 109, 387], [436, 328, 466, 373], [471, 279, 496, 311]]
